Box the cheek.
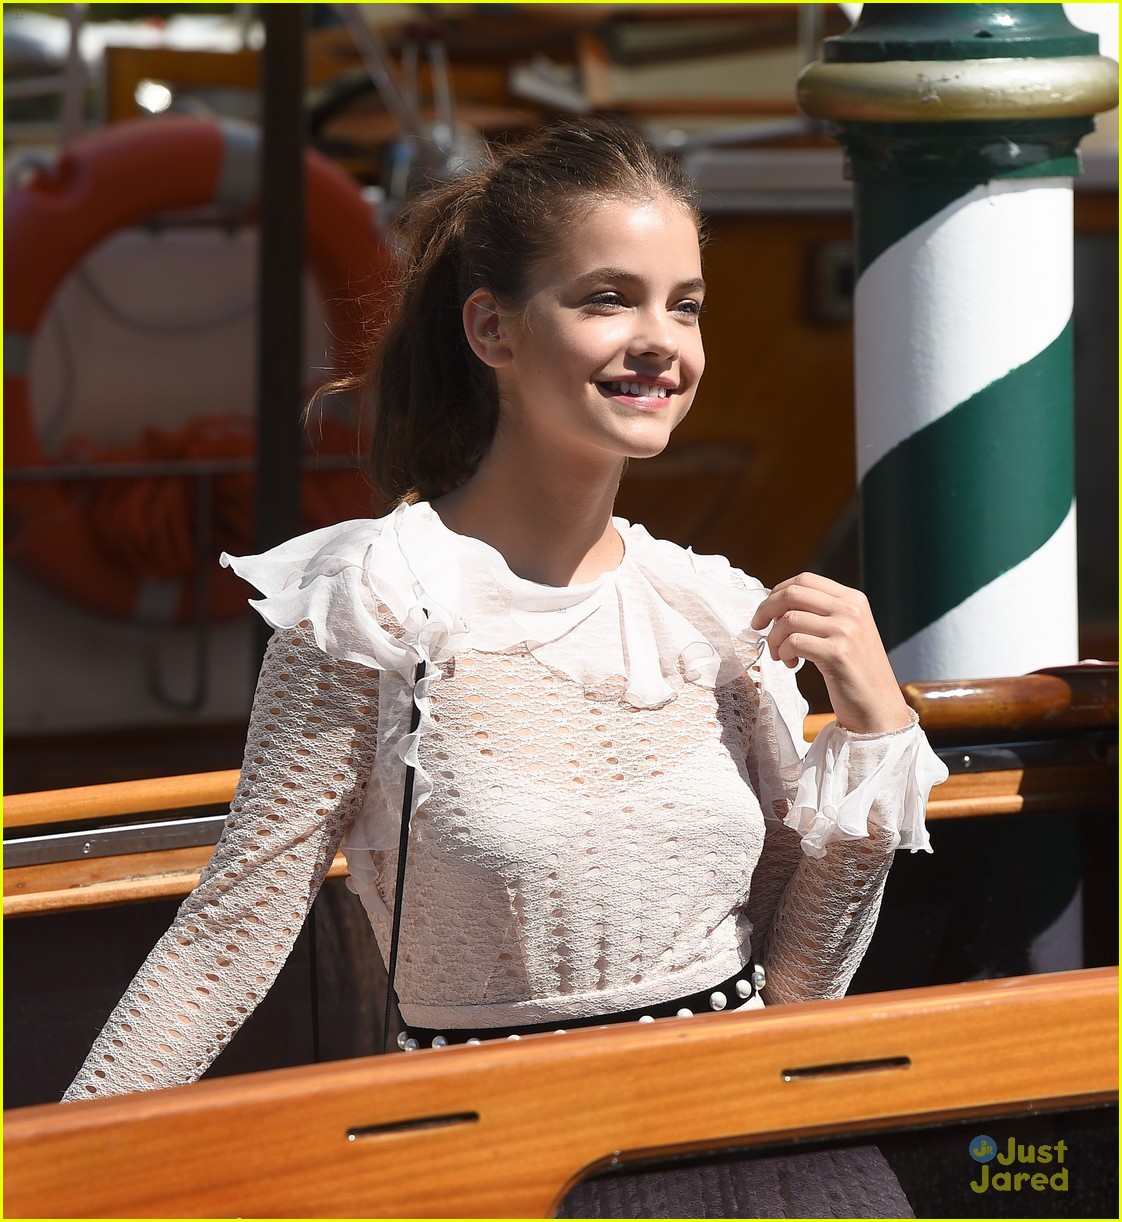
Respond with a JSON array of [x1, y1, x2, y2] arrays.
[[674, 387, 698, 425], [554, 331, 614, 377], [523, 318, 599, 375], [689, 331, 706, 378]]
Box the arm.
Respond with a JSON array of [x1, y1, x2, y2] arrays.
[[64, 624, 379, 1100], [744, 664, 918, 1003], [743, 570, 948, 1000]]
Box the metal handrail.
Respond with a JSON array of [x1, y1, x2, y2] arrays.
[[4, 453, 361, 480], [6, 452, 368, 710]]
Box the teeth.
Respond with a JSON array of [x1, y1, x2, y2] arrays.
[[605, 381, 669, 398]]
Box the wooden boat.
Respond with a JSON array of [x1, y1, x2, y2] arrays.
[[3, 10, 1116, 1214]]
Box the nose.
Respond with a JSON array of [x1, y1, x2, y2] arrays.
[[629, 306, 679, 361]]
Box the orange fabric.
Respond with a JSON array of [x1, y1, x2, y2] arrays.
[[58, 414, 371, 583]]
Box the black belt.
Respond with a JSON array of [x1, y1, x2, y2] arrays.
[[399, 961, 766, 1050]]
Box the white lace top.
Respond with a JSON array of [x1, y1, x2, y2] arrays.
[[65, 502, 947, 1100]]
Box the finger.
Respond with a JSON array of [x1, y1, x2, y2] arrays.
[[757, 596, 842, 650], [776, 630, 839, 670], [766, 613, 834, 663], [767, 571, 846, 599], [751, 577, 845, 630]]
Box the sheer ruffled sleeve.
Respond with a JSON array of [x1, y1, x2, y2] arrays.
[[744, 654, 948, 1003], [63, 625, 379, 1100]]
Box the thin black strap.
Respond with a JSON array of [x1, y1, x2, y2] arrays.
[[307, 904, 320, 1062], [381, 656, 427, 1054]]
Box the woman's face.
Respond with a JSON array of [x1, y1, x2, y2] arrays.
[[491, 194, 706, 468]]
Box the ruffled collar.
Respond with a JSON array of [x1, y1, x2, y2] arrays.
[[223, 500, 771, 710]]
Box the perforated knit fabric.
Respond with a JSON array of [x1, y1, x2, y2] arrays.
[[65, 506, 947, 1099], [64, 627, 379, 1101], [357, 646, 924, 1031]]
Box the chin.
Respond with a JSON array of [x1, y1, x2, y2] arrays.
[[623, 439, 671, 461], [619, 426, 676, 461]]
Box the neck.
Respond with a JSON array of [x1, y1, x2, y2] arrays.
[[431, 435, 626, 587]]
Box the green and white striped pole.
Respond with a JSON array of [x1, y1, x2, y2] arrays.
[[799, 5, 1117, 682]]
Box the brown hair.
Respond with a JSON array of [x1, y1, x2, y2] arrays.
[[352, 117, 701, 507]]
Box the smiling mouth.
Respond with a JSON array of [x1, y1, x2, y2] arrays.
[[599, 381, 671, 398]]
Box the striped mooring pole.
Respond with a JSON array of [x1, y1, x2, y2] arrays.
[[799, 4, 1118, 683]]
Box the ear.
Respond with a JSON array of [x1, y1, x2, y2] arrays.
[[463, 289, 514, 368]]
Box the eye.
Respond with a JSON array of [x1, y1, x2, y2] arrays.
[[674, 298, 705, 320], [585, 291, 627, 311]]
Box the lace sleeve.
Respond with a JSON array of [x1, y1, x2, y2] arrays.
[[744, 658, 945, 1003], [63, 625, 379, 1101]]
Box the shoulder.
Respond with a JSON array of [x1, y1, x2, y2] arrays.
[[220, 502, 460, 598], [618, 518, 766, 597], [221, 501, 438, 577], [220, 503, 468, 676]]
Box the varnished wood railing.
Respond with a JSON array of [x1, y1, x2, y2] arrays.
[[3, 769, 242, 830], [4, 966, 1115, 1218], [901, 664, 1117, 736], [4, 666, 1115, 917]]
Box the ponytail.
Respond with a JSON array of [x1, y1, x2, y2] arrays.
[[368, 173, 498, 505]]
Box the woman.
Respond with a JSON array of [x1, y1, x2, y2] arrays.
[[66, 117, 946, 1217]]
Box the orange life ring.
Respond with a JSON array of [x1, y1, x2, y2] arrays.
[[4, 116, 392, 623]]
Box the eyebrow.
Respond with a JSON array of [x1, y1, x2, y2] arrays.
[[577, 267, 706, 294]]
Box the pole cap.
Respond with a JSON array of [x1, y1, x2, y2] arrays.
[[821, 4, 1099, 63], [799, 5, 1117, 123], [799, 55, 1118, 123]]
